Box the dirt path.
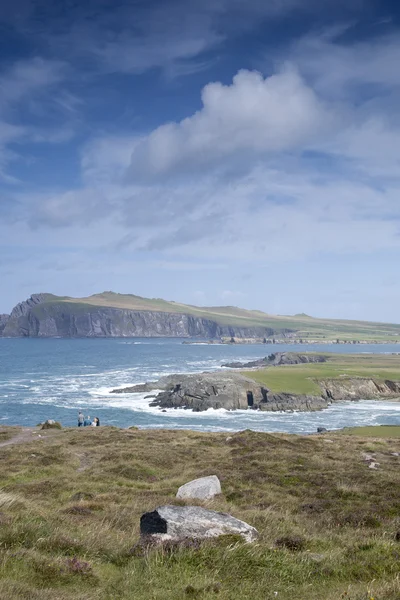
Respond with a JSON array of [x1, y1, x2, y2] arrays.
[[0, 427, 63, 448], [75, 452, 92, 472]]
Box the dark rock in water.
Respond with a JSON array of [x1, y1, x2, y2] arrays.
[[317, 427, 328, 433], [222, 352, 327, 369], [140, 505, 258, 542], [112, 383, 156, 394]]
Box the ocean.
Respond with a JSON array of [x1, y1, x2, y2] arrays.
[[1, 338, 400, 434]]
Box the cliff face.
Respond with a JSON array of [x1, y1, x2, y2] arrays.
[[320, 378, 400, 401], [1, 295, 278, 339], [0, 314, 10, 335], [111, 372, 330, 412], [111, 372, 400, 413]]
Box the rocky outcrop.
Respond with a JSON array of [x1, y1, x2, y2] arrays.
[[222, 352, 327, 368], [111, 370, 400, 413], [1, 295, 284, 339], [111, 371, 329, 412], [140, 505, 258, 543], [0, 314, 9, 335], [320, 378, 400, 401]]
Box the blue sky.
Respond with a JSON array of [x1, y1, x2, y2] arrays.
[[1, 0, 400, 320]]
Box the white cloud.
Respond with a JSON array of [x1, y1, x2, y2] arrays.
[[127, 68, 330, 179], [0, 57, 78, 182], [292, 31, 400, 98], [0, 57, 66, 109]]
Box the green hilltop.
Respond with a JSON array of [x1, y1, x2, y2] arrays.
[[28, 291, 400, 342]]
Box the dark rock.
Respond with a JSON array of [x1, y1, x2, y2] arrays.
[[114, 371, 329, 413], [395, 530, 400, 542], [140, 505, 258, 542], [222, 352, 327, 369], [317, 427, 328, 433]]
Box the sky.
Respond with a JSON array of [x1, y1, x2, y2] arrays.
[[1, 0, 400, 321]]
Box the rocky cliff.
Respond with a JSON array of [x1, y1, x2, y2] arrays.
[[222, 352, 327, 368], [111, 371, 400, 413], [1, 295, 280, 339], [111, 372, 330, 412], [0, 314, 9, 335], [319, 378, 400, 401]]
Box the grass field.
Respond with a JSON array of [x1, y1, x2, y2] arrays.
[[0, 426, 399, 599], [339, 426, 400, 438], [242, 353, 400, 395], [28, 291, 400, 341]]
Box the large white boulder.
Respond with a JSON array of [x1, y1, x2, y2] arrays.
[[176, 475, 222, 501], [140, 505, 258, 543]]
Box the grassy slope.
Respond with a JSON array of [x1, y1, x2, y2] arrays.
[[242, 353, 400, 395], [28, 291, 400, 341], [339, 426, 400, 438], [0, 426, 399, 600]]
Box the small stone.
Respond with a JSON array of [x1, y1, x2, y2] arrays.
[[368, 462, 380, 469], [362, 453, 375, 462], [177, 476, 222, 501], [391, 452, 399, 457], [323, 439, 334, 443]]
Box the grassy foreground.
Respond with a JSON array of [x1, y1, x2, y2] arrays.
[[0, 426, 399, 599], [242, 353, 400, 395]]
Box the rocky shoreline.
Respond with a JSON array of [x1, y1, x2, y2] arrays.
[[110, 352, 400, 413]]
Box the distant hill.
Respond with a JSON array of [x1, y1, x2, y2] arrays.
[[1, 291, 400, 341]]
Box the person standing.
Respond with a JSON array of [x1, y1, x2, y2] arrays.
[[78, 411, 84, 427]]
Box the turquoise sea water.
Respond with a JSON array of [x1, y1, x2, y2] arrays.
[[1, 338, 400, 433]]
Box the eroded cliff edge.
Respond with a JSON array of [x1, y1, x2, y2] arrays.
[[1, 294, 285, 339]]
